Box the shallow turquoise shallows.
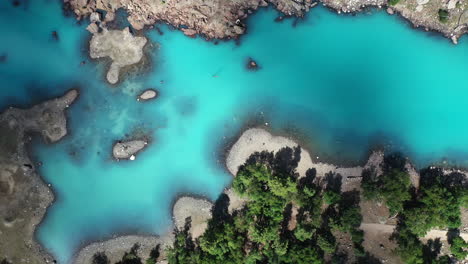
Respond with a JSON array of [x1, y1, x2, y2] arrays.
[[1, 0, 468, 263]]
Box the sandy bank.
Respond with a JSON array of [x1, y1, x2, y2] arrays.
[[0, 89, 78, 264]]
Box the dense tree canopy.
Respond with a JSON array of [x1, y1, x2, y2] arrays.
[[165, 147, 367, 264]]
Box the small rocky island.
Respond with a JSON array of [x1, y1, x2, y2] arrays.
[[137, 89, 158, 101], [0, 89, 78, 264], [112, 139, 148, 160], [89, 27, 147, 84]]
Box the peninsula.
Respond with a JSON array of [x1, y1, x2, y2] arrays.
[[0, 90, 78, 264]]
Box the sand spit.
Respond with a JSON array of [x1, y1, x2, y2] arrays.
[[89, 27, 147, 84], [67, 0, 466, 43], [112, 139, 148, 160], [0, 89, 78, 264], [74, 234, 174, 264]]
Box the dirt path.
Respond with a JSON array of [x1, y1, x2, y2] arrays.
[[361, 223, 468, 241]]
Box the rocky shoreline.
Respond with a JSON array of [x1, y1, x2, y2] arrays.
[[0, 89, 78, 264], [67, 0, 466, 43], [72, 127, 468, 264]]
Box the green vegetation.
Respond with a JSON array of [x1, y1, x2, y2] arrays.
[[388, 0, 401, 6], [449, 233, 468, 260], [362, 153, 468, 263], [362, 167, 411, 215], [438, 9, 449, 23], [146, 245, 160, 264], [92, 252, 110, 264], [402, 168, 466, 237], [116, 244, 143, 264], [166, 147, 367, 263]]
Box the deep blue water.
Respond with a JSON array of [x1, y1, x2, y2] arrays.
[[1, 0, 468, 263]]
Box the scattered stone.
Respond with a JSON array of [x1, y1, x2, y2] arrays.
[[90, 12, 101, 23], [89, 27, 147, 84], [137, 89, 158, 101], [51, 31, 59, 41], [447, 0, 458, 10], [451, 35, 458, 44], [247, 58, 259, 71], [112, 140, 147, 160], [86, 23, 99, 34], [105, 11, 116, 22], [386, 8, 394, 15], [182, 28, 198, 37]]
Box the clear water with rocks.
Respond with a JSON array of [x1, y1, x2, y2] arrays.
[[1, 0, 468, 263]]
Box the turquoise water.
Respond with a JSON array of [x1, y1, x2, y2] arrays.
[[1, 0, 468, 263]]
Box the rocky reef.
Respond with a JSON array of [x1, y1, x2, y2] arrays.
[[89, 27, 147, 84], [0, 89, 78, 264], [66, 0, 466, 43]]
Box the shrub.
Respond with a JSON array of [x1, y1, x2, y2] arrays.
[[438, 9, 449, 23], [450, 235, 468, 260]]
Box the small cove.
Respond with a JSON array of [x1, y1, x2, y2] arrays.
[[1, 1, 468, 263]]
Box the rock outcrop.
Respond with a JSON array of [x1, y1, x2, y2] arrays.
[[137, 89, 158, 101], [89, 27, 147, 84], [112, 139, 148, 160], [0, 89, 78, 264]]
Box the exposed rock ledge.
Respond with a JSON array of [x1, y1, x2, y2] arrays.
[[89, 27, 147, 84], [0, 89, 78, 264], [67, 0, 466, 43]]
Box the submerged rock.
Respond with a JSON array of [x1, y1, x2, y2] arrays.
[[137, 89, 158, 101], [247, 58, 259, 71], [89, 27, 147, 84], [112, 140, 147, 160]]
